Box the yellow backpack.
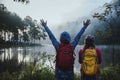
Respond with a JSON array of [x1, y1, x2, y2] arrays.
[[81, 48, 99, 75]]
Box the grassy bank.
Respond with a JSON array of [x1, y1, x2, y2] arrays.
[[0, 60, 120, 80]]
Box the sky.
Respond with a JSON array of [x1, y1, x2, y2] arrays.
[[1, 0, 112, 26]]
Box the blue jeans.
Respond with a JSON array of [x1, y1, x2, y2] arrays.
[[81, 75, 100, 80], [55, 67, 74, 80]]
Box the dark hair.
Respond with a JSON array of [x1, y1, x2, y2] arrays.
[[83, 35, 95, 53]]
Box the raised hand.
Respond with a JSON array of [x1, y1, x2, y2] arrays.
[[83, 19, 91, 27], [40, 19, 47, 27]]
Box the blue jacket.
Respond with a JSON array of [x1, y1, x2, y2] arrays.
[[43, 25, 87, 51]]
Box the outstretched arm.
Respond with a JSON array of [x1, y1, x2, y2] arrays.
[[72, 19, 90, 48], [40, 19, 59, 49]]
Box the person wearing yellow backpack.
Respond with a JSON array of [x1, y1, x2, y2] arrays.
[[79, 35, 102, 80]]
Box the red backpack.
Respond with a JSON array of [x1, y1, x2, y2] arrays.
[[56, 43, 75, 70]]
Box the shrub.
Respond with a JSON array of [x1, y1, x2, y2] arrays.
[[100, 65, 120, 80]]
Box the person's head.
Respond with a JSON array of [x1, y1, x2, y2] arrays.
[[60, 31, 71, 44], [83, 35, 95, 51], [84, 35, 94, 46]]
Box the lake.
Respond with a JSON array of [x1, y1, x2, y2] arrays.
[[0, 44, 120, 73]]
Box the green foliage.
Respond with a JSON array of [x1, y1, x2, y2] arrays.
[[20, 64, 41, 80], [39, 66, 55, 80], [24, 16, 47, 43], [100, 65, 120, 80], [93, 3, 120, 45], [74, 73, 80, 80], [20, 59, 54, 80], [0, 72, 13, 80]]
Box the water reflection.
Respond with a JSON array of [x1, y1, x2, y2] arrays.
[[0, 44, 120, 73]]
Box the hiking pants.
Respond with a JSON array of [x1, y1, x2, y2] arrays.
[[55, 67, 74, 80], [81, 75, 100, 80]]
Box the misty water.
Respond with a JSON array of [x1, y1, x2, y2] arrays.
[[0, 44, 120, 73]]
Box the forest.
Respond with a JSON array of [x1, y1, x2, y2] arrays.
[[0, 4, 47, 47]]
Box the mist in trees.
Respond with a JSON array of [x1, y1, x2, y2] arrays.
[[0, 4, 47, 46], [93, 2, 120, 45], [53, 0, 120, 45], [92, 0, 120, 65]]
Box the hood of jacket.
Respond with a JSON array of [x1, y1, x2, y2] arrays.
[[60, 31, 71, 43]]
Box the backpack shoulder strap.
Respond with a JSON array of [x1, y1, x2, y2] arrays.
[[96, 48, 102, 64], [96, 48, 99, 64], [79, 49, 83, 63], [79, 48, 84, 63]]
